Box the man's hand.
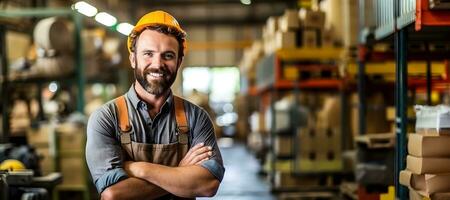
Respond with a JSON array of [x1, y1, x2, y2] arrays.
[[179, 143, 212, 167]]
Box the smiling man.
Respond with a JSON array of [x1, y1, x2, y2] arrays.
[[85, 11, 225, 200]]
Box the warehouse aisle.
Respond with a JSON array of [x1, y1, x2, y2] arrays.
[[199, 139, 276, 200]]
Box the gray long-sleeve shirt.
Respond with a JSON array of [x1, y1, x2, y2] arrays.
[[86, 85, 225, 193]]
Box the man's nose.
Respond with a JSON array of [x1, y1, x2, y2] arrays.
[[151, 55, 162, 67]]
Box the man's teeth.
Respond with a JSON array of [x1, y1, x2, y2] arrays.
[[149, 72, 163, 77]]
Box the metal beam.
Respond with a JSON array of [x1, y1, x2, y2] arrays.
[[0, 25, 9, 143], [395, 28, 408, 200], [141, 0, 297, 6], [181, 17, 272, 26]]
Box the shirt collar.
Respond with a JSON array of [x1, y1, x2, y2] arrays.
[[126, 84, 174, 111]]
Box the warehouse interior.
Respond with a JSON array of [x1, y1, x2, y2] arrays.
[[2, 0, 450, 199]]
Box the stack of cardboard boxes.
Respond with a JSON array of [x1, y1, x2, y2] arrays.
[[270, 94, 343, 188], [400, 105, 450, 199], [27, 121, 88, 187], [298, 96, 342, 172], [262, 8, 328, 55]]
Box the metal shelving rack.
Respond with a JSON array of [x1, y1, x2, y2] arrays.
[[0, 8, 90, 200], [0, 8, 85, 143], [359, 0, 450, 199], [254, 47, 349, 193]]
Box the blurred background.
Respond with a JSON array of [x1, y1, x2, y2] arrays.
[[1, 0, 450, 199]]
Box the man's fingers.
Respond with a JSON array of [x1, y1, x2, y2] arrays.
[[190, 150, 212, 164], [192, 146, 212, 157], [185, 143, 205, 157], [195, 157, 210, 165]]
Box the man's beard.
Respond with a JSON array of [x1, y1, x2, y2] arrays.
[[134, 60, 177, 96]]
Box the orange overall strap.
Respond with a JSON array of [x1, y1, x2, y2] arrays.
[[115, 95, 132, 144], [174, 96, 189, 144]]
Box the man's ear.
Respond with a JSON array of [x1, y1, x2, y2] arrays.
[[129, 53, 136, 69]]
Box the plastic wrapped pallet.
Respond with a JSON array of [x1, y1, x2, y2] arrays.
[[415, 105, 450, 135]]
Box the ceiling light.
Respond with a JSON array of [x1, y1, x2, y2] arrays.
[[49, 82, 58, 93], [240, 0, 251, 5], [117, 22, 134, 36], [73, 1, 97, 17], [95, 12, 117, 27]]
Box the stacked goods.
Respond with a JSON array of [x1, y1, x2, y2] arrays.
[[400, 105, 450, 199], [351, 92, 391, 137], [27, 121, 87, 186], [262, 16, 278, 55], [297, 95, 342, 172], [55, 122, 87, 186], [239, 41, 264, 88], [27, 122, 57, 175], [262, 8, 329, 55], [298, 9, 326, 48]]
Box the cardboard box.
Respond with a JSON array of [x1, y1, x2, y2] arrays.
[[399, 170, 426, 190], [278, 9, 300, 32], [35, 147, 54, 176], [299, 10, 325, 29], [266, 16, 278, 35], [425, 174, 450, 194], [60, 156, 86, 186], [298, 127, 315, 157], [409, 189, 426, 200], [274, 171, 318, 188], [416, 128, 450, 136], [342, 0, 359, 47], [302, 29, 317, 48], [27, 124, 53, 148], [56, 123, 85, 152], [316, 127, 341, 156], [275, 31, 296, 49], [407, 155, 450, 174], [274, 136, 293, 157], [431, 192, 450, 199], [316, 96, 341, 128], [321, 28, 335, 47], [408, 134, 450, 157]]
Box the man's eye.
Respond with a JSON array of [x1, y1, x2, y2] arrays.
[[163, 53, 175, 60], [143, 52, 152, 57]]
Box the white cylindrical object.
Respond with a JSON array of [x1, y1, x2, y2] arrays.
[[34, 17, 73, 53]]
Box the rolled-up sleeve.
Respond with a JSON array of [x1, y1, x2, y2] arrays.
[[189, 106, 225, 182], [86, 106, 128, 193], [200, 159, 225, 181]]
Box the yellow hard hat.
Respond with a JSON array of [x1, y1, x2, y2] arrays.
[[0, 159, 26, 171], [127, 10, 186, 53]]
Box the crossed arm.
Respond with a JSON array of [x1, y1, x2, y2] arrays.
[[101, 143, 219, 200]]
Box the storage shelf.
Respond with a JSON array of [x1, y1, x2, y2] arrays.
[[3, 73, 76, 84], [276, 48, 343, 61], [416, 0, 450, 31], [256, 79, 344, 95]]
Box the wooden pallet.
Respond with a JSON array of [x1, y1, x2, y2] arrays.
[[355, 133, 396, 149]]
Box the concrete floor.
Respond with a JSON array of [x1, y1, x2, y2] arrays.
[[199, 139, 276, 200]]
